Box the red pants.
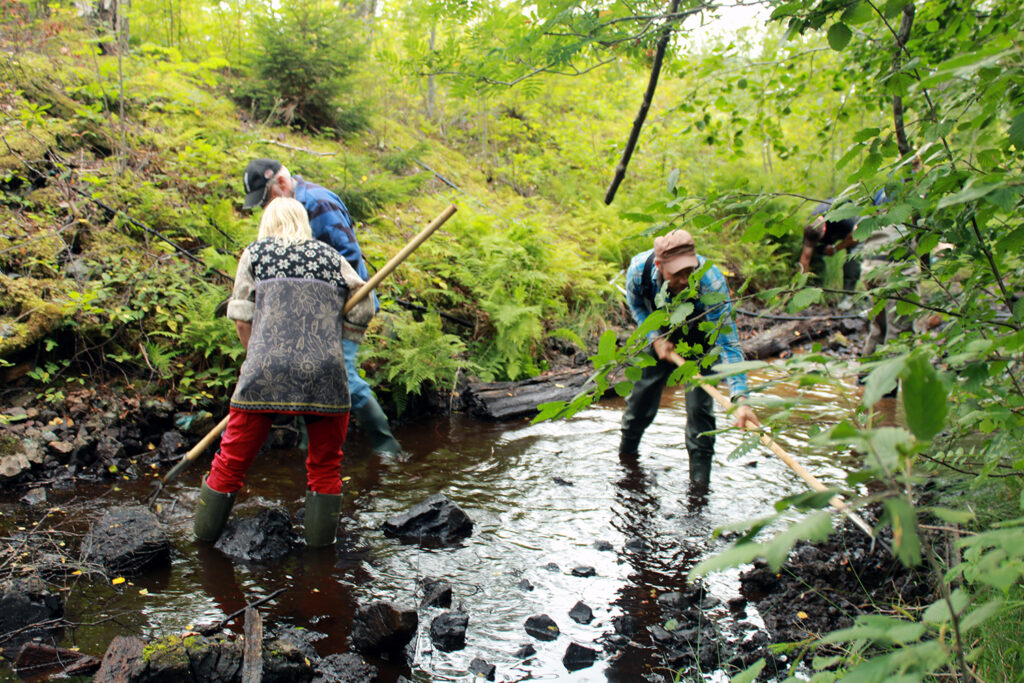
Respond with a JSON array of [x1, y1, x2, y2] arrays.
[[205, 408, 350, 495]]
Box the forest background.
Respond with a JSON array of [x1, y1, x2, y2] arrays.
[[1, 0, 1023, 680]]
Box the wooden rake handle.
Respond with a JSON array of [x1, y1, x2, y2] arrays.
[[667, 352, 873, 537]]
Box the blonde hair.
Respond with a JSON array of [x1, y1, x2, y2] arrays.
[[258, 197, 312, 245]]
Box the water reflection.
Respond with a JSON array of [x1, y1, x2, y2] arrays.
[[1, 370, 876, 682]]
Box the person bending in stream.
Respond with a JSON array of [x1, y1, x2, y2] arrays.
[[192, 197, 374, 547], [619, 229, 758, 487]]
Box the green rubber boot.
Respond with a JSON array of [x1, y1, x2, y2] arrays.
[[352, 399, 402, 455], [193, 478, 236, 543], [304, 491, 343, 547]]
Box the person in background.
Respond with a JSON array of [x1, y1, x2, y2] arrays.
[[619, 229, 759, 487], [193, 197, 374, 547], [241, 158, 402, 456], [798, 199, 861, 292]]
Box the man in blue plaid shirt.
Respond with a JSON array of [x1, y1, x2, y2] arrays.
[[620, 229, 757, 486]]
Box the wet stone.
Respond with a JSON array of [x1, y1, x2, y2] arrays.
[[419, 577, 453, 609], [350, 601, 418, 657], [524, 614, 559, 641], [214, 507, 298, 562], [728, 596, 748, 613], [468, 657, 496, 680], [571, 566, 596, 578], [312, 653, 378, 683], [568, 601, 593, 624], [563, 642, 598, 672], [649, 624, 675, 644], [593, 540, 614, 551], [657, 591, 690, 610], [624, 537, 649, 553], [20, 487, 46, 506], [516, 578, 534, 591], [430, 611, 469, 652], [612, 615, 639, 637], [514, 643, 536, 659], [381, 493, 473, 544], [552, 476, 573, 486], [0, 577, 63, 651], [82, 505, 170, 576], [543, 562, 559, 572]]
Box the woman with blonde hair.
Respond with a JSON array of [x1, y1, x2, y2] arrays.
[[193, 197, 374, 547]]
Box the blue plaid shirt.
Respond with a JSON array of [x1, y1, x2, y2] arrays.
[[293, 178, 368, 280], [625, 249, 749, 396]]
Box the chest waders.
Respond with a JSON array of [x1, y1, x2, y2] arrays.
[[619, 254, 717, 486]]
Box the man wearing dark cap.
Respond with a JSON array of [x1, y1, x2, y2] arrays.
[[619, 229, 757, 487], [798, 199, 861, 292], [241, 159, 402, 456]]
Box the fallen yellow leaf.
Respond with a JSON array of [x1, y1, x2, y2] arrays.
[[112, 577, 126, 585], [797, 611, 808, 619]]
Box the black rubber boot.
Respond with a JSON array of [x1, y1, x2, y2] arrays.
[[352, 398, 402, 455], [304, 491, 343, 547], [193, 478, 236, 543]]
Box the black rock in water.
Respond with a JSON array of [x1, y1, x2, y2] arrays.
[[571, 566, 596, 577], [568, 601, 593, 624], [350, 602, 418, 657], [593, 540, 614, 551], [0, 577, 63, 651], [468, 657, 496, 680], [214, 508, 298, 562], [524, 614, 560, 641], [382, 493, 473, 544], [312, 653, 378, 683], [82, 505, 170, 576], [430, 611, 469, 652], [514, 643, 536, 659], [419, 577, 453, 609], [563, 642, 598, 672], [612, 614, 639, 637], [516, 578, 534, 591]]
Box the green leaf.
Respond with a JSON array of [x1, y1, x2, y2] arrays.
[[614, 380, 633, 397], [1009, 113, 1024, 150], [730, 659, 766, 683], [841, 2, 875, 24], [827, 23, 852, 51], [787, 287, 822, 313], [936, 180, 1004, 209], [960, 598, 1004, 632], [667, 168, 680, 194], [925, 506, 976, 524], [922, 589, 970, 624], [884, 498, 922, 566], [901, 353, 947, 441], [669, 301, 695, 326], [862, 356, 906, 407]]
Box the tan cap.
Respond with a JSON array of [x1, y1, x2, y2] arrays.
[[654, 230, 698, 276]]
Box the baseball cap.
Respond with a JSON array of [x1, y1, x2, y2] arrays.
[[654, 230, 699, 276], [242, 159, 282, 210]]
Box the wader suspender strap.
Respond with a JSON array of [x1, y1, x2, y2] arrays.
[[641, 253, 657, 311]]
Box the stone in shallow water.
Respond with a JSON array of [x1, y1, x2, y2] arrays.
[[350, 602, 418, 657], [430, 611, 469, 652], [419, 577, 453, 609], [82, 505, 170, 576], [468, 657, 495, 680], [514, 643, 536, 659], [569, 601, 593, 624], [312, 653, 378, 683], [563, 642, 598, 672], [571, 566, 596, 578], [214, 507, 297, 562], [381, 493, 473, 544], [524, 614, 560, 641]]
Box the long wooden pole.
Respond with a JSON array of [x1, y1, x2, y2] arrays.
[[668, 352, 874, 537], [154, 204, 458, 492]]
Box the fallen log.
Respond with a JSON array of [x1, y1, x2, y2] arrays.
[[242, 607, 263, 683], [740, 315, 864, 360], [14, 642, 101, 678], [463, 368, 594, 421]]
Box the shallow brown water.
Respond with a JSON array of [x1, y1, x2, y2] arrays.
[[2, 370, 890, 681]]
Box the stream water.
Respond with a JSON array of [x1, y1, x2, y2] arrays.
[[1, 370, 884, 682]]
